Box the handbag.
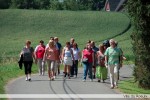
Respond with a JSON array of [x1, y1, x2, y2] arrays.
[[82, 58, 88, 63]]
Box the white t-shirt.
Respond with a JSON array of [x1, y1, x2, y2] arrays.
[[71, 48, 80, 60]]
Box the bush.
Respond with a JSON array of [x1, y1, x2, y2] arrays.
[[127, 0, 150, 89], [63, 0, 79, 11], [1, 0, 106, 10], [0, 0, 11, 9], [11, 0, 33, 9], [11, 0, 50, 9]]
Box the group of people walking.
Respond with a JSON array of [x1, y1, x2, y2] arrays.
[[19, 37, 125, 89]]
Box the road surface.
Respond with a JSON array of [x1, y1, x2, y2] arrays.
[[5, 65, 134, 100]]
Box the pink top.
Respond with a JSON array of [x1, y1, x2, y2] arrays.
[[45, 47, 57, 60], [82, 49, 93, 63]]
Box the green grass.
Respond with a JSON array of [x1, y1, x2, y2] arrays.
[[0, 64, 40, 100], [119, 79, 150, 94], [0, 62, 38, 94], [0, 9, 135, 95], [114, 26, 134, 63], [0, 9, 130, 59]]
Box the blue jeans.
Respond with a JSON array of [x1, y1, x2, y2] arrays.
[[82, 62, 93, 80]]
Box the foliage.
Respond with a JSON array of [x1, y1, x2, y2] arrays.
[[127, 0, 150, 89], [0, 0, 106, 10], [10, 0, 51, 9], [63, 0, 79, 10], [0, 0, 11, 9]]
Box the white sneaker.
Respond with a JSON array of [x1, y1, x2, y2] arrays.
[[82, 79, 86, 82], [42, 73, 45, 76], [90, 79, 93, 82], [25, 77, 28, 81]]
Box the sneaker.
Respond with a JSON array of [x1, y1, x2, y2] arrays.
[[68, 74, 70, 79], [25, 77, 28, 81], [51, 78, 54, 81], [82, 79, 86, 82], [28, 78, 31, 81], [90, 79, 93, 82], [98, 80, 101, 82]]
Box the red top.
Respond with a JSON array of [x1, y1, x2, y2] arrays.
[[36, 45, 45, 59], [82, 49, 93, 63]]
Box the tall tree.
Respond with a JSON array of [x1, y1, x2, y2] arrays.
[[127, 0, 150, 89], [0, 0, 11, 9]]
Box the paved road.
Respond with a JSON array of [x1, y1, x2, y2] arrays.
[[6, 65, 134, 100]]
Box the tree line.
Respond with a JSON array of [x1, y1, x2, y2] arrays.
[[127, 0, 150, 89], [0, 0, 106, 10]]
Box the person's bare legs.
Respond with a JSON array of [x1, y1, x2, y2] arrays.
[[63, 65, 67, 78], [67, 65, 71, 79]]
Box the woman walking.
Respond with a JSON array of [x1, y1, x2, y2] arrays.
[[71, 43, 81, 78], [20, 40, 35, 81], [96, 44, 107, 82], [62, 42, 75, 79], [43, 40, 57, 80], [34, 40, 45, 76], [104, 39, 122, 89], [81, 43, 94, 82]]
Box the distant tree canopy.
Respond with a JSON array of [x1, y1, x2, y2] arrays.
[[0, 0, 106, 10], [0, 0, 11, 9]]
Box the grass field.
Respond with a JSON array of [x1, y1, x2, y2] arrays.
[[0, 9, 130, 59], [0, 9, 134, 95]]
